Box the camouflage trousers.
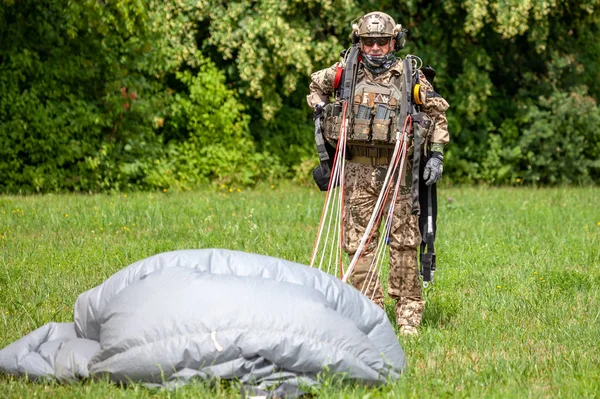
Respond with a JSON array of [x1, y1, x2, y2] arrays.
[[343, 161, 425, 328]]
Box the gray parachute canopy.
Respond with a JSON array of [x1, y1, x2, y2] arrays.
[[0, 249, 406, 388]]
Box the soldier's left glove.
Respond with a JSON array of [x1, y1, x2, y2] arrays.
[[423, 151, 444, 186]]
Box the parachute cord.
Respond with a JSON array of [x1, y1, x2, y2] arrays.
[[361, 224, 388, 296], [327, 114, 349, 273], [359, 147, 404, 294], [348, 148, 399, 284], [309, 102, 349, 268], [343, 149, 399, 283], [362, 117, 412, 296], [362, 186, 398, 293], [360, 131, 408, 295], [342, 115, 412, 283], [337, 109, 349, 278], [368, 250, 387, 302], [370, 276, 382, 302], [315, 159, 341, 272], [310, 163, 340, 267], [363, 197, 397, 300], [320, 185, 339, 274], [362, 173, 402, 296], [321, 142, 346, 275], [321, 128, 344, 273], [309, 178, 334, 267], [342, 124, 408, 283]]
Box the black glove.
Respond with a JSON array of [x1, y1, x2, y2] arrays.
[[423, 151, 443, 186], [314, 102, 325, 119]]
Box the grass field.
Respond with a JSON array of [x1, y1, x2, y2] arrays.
[[1, 184, 599, 398]]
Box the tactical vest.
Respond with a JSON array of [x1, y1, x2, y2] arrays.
[[322, 71, 404, 148]]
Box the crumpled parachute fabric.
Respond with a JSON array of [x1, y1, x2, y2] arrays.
[[0, 249, 406, 388]]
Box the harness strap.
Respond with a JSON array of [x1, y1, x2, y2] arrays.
[[411, 112, 425, 215], [314, 106, 331, 167], [333, 64, 344, 90], [419, 183, 437, 283]]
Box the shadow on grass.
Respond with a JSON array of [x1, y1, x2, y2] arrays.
[[421, 293, 460, 329], [382, 291, 460, 331]]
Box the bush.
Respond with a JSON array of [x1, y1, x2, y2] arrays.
[[0, 0, 165, 193], [154, 61, 286, 189], [516, 89, 600, 184], [3, 0, 600, 192]]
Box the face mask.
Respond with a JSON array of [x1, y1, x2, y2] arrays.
[[362, 53, 397, 74]]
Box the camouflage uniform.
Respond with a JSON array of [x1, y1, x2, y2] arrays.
[[307, 54, 449, 329]]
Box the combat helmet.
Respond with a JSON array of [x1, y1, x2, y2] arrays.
[[353, 11, 399, 38]]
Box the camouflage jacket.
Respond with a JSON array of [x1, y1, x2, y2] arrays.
[[307, 58, 450, 151]]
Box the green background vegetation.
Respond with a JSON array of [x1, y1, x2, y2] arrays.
[[1, 0, 599, 193], [1, 186, 599, 397]]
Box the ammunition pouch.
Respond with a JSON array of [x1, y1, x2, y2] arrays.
[[371, 118, 391, 142], [348, 115, 371, 142], [412, 113, 433, 154], [346, 107, 397, 144], [371, 103, 394, 143], [324, 80, 402, 146], [322, 103, 344, 144]]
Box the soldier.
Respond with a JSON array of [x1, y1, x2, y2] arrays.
[[306, 11, 450, 336]]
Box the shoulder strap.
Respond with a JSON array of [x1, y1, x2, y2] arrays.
[[338, 45, 361, 104]]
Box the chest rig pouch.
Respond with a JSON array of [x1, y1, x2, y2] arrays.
[[322, 74, 404, 147], [350, 80, 401, 144], [322, 102, 343, 143]]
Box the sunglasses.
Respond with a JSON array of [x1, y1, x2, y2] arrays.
[[361, 37, 391, 47]]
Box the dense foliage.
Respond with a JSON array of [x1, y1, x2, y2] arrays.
[[1, 0, 599, 192]]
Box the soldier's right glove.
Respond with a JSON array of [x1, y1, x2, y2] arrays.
[[423, 151, 444, 186]]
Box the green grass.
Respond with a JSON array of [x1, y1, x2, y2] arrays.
[[1, 184, 599, 398]]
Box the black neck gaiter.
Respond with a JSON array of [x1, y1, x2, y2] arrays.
[[362, 53, 398, 75]]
